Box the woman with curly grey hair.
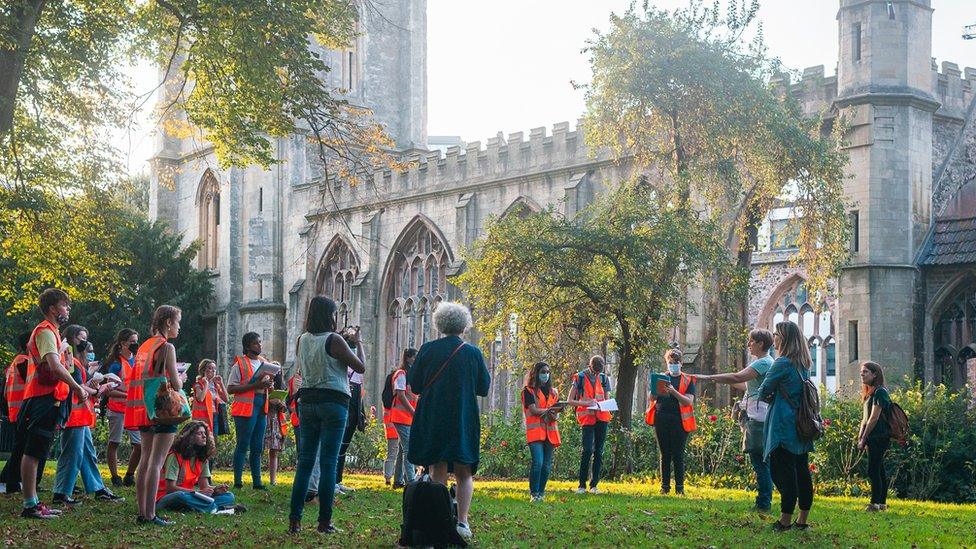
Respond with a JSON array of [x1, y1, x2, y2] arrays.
[[407, 302, 491, 543]]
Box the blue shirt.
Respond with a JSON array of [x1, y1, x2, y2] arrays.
[[758, 357, 815, 460], [107, 355, 135, 378]]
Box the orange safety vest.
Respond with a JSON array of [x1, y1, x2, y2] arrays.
[[389, 369, 417, 425], [4, 355, 28, 422], [230, 356, 270, 417], [382, 407, 399, 440], [65, 358, 95, 428], [191, 379, 215, 432], [124, 336, 168, 430], [575, 372, 612, 426], [523, 386, 561, 446], [644, 373, 697, 432], [107, 355, 134, 414], [23, 320, 70, 401], [288, 375, 300, 428], [155, 453, 204, 502]]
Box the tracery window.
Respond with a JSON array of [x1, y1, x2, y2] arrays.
[[315, 236, 360, 329], [763, 277, 836, 391], [385, 219, 449, 365]]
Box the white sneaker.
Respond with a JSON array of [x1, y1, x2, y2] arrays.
[[456, 522, 473, 541], [335, 483, 355, 492], [213, 508, 235, 515], [589, 487, 602, 494], [334, 485, 347, 495], [575, 487, 587, 494]]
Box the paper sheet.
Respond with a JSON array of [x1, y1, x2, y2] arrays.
[[587, 398, 618, 412]]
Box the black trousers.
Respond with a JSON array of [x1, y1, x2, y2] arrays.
[[335, 383, 361, 484], [654, 414, 689, 490], [867, 438, 890, 505], [769, 447, 813, 515]]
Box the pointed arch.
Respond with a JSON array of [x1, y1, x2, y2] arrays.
[[382, 215, 454, 366], [759, 273, 834, 384], [927, 270, 976, 388], [500, 196, 543, 219], [196, 170, 221, 270], [315, 233, 361, 328]]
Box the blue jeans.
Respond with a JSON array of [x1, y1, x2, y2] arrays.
[[289, 400, 347, 524], [749, 449, 773, 509], [293, 429, 321, 492], [393, 423, 417, 483], [157, 490, 235, 513], [528, 441, 555, 496], [579, 421, 608, 488], [54, 426, 105, 495], [233, 410, 267, 487]]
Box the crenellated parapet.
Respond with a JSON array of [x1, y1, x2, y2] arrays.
[[931, 60, 975, 121], [787, 65, 839, 117], [310, 119, 617, 213]]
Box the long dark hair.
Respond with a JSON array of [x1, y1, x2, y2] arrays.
[[525, 361, 553, 395], [860, 361, 886, 401], [104, 328, 137, 373], [172, 421, 216, 462], [305, 296, 337, 334]]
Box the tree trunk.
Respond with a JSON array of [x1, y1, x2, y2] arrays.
[[609, 347, 637, 477], [0, 0, 46, 139]]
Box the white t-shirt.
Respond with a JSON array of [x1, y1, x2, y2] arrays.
[[348, 367, 363, 385], [393, 369, 407, 391], [227, 358, 265, 386]]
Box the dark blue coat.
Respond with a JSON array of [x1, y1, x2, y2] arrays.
[[407, 336, 491, 469]]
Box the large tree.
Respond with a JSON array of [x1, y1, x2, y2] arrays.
[[458, 182, 729, 437], [1, 0, 400, 313], [581, 1, 850, 380]]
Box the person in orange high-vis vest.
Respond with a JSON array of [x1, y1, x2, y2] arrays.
[[12, 289, 88, 519], [104, 328, 142, 488], [522, 361, 590, 502], [155, 421, 237, 514], [226, 332, 274, 490], [125, 304, 184, 526], [390, 348, 419, 485], [53, 334, 121, 505], [645, 348, 697, 495], [381, 403, 401, 486], [0, 332, 30, 495], [192, 359, 228, 434], [568, 356, 611, 494]]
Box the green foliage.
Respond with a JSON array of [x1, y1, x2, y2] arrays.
[[581, 0, 851, 295], [0, 192, 213, 366], [459, 183, 730, 431], [479, 386, 976, 504]]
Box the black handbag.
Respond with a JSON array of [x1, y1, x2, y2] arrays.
[[216, 402, 230, 436]]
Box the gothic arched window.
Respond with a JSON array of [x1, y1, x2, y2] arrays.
[[384, 217, 451, 365], [197, 171, 221, 271], [315, 236, 361, 329], [760, 275, 836, 390]]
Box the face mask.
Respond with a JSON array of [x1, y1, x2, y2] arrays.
[[667, 363, 681, 375], [76, 340, 89, 354], [129, 343, 140, 354], [86, 352, 96, 363], [56, 314, 69, 325], [538, 373, 550, 383]]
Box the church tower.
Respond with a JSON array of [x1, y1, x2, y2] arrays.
[[834, 0, 937, 387]]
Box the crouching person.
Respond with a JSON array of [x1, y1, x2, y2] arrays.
[[156, 421, 241, 514]]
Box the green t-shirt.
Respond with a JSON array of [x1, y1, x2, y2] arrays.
[[745, 353, 774, 400], [863, 386, 892, 441], [163, 454, 211, 485], [35, 329, 59, 363]]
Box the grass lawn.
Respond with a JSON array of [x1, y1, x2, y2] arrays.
[[1, 464, 974, 548]]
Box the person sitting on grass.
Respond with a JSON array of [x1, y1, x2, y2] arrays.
[[155, 420, 243, 514]]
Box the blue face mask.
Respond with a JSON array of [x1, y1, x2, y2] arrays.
[[538, 373, 550, 384], [667, 363, 681, 376], [86, 352, 96, 363]]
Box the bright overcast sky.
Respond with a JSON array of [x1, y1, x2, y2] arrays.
[[118, 0, 975, 174]]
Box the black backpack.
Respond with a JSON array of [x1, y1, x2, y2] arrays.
[[399, 475, 467, 548], [382, 371, 396, 409]]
